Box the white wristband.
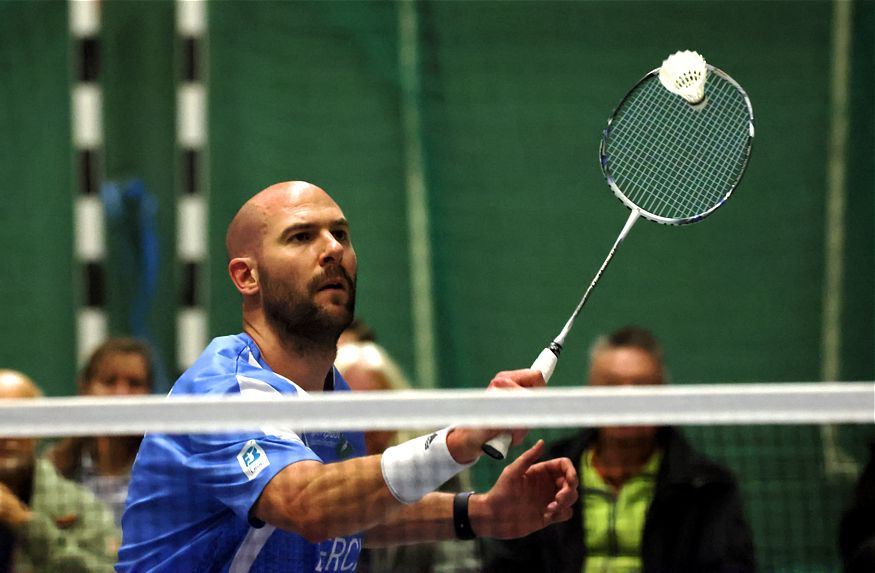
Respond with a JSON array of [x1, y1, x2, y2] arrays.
[[380, 427, 476, 504]]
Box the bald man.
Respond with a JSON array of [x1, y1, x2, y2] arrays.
[[0, 370, 119, 573], [117, 181, 578, 573]]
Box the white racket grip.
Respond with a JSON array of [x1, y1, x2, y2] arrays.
[[482, 347, 558, 460], [531, 346, 558, 383], [482, 432, 513, 461]]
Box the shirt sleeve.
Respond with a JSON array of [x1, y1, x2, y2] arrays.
[[184, 431, 322, 523], [179, 364, 325, 524]]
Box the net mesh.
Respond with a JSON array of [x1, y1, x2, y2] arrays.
[[1, 384, 872, 572], [602, 70, 753, 222]]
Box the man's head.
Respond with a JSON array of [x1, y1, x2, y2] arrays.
[[588, 326, 665, 445], [0, 371, 42, 481], [79, 338, 153, 397], [226, 181, 357, 350]]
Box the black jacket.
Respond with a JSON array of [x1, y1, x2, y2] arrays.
[[839, 440, 875, 572], [485, 427, 756, 573]]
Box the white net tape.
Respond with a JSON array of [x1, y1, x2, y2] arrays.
[[1, 383, 872, 437]]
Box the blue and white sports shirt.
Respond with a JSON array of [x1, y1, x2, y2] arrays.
[[116, 333, 366, 572]]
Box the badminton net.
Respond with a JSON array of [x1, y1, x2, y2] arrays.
[[0, 382, 872, 572]]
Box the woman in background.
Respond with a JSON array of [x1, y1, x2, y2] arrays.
[[47, 338, 153, 525]]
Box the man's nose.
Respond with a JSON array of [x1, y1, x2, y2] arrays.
[[318, 231, 344, 264]]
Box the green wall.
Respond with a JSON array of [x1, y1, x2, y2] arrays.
[[0, 1, 177, 394], [0, 0, 74, 394]]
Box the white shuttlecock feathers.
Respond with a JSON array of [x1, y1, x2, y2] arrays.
[[659, 50, 708, 104]]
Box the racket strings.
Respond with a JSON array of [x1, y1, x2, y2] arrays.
[[604, 72, 751, 221], [616, 83, 741, 216], [610, 106, 706, 217], [631, 79, 746, 212], [631, 83, 745, 216]]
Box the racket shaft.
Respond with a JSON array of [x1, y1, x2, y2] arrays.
[[481, 209, 640, 460], [556, 209, 640, 344]]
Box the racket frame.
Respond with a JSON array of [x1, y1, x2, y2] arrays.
[[600, 65, 755, 226]]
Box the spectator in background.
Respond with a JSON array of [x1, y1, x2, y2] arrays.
[[484, 325, 756, 573], [46, 338, 153, 525], [335, 340, 406, 455], [0, 370, 119, 573], [335, 338, 482, 572], [839, 439, 875, 573]]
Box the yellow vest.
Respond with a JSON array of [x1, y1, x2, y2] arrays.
[[580, 448, 662, 573]]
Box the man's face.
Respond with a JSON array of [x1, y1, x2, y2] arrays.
[[590, 346, 663, 444], [257, 187, 358, 346], [83, 352, 151, 397]]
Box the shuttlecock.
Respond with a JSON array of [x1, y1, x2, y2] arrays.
[[659, 50, 707, 104]]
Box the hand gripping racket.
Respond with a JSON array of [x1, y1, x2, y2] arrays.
[[483, 51, 755, 459]]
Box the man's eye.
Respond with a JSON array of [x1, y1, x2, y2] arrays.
[[332, 230, 348, 242], [290, 232, 311, 243]]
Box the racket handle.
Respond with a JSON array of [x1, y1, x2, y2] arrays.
[[481, 432, 513, 461], [531, 345, 559, 383], [481, 345, 561, 460]]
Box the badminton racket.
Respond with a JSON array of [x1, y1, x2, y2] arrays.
[[483, 51, 755, 459]]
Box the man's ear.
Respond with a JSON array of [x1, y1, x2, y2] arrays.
[[229, 257, 259, 295]]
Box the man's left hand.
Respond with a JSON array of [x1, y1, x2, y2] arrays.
[[470, 439, 578, 539]]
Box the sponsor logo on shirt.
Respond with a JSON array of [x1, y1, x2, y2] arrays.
[[315, 536, 361, 571], [237, 439, 270, 481]]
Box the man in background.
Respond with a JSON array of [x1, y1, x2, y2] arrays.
[[0, 370, 119, 573], [485, 325, 755, 573]]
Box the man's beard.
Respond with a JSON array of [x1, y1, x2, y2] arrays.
[[261, 266, 356, 353]]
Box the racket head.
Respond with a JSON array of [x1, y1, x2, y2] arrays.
[[599, 65, 754, 225]]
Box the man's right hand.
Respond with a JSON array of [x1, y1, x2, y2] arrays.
[[446, 368, 546, 463]]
